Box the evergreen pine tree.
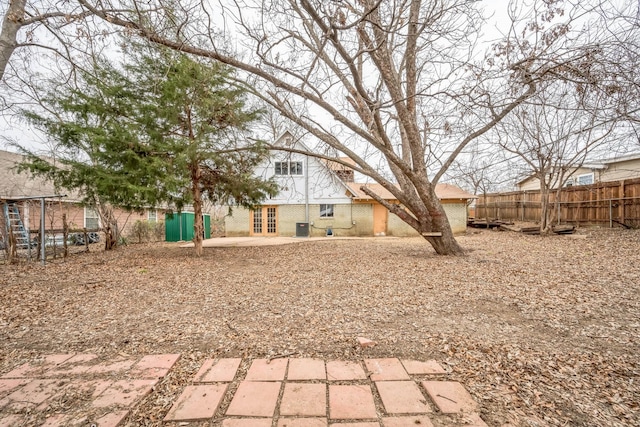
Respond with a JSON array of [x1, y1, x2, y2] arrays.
[[19, 42, 277, 253]]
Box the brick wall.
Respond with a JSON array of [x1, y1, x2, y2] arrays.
[[224, 208, 251, 237], [222, 201, 468, 237], [1, 200, 164, 242], [387, 212, 419, 236], [386, 202, 468, 236], [350, 204, 374, 236], [308, 204, 363, 237], [224, 203, 374, 237], [442, 202, 469, 234]]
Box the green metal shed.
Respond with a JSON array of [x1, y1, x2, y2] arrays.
[[165, 212, 211, 242]]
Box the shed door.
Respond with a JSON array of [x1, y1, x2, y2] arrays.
[[251, 206, 278, 236]]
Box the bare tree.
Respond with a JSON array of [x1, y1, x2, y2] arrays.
[[0, 0, 26, 81], [495, 80, 619, 232], [473, 0, 639, 232], [588, 0, 640, 135], [445, 144, 519, 225], [0, 1, 95, 84], [3, 0, 639, 254], [73, 0, 602, 255]]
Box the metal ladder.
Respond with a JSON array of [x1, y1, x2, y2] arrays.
[[3, 203, 30, 249]]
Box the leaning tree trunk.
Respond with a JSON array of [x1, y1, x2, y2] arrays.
[[190, 162, 204, 257], [422, 198, 464, 256], [0, 0, 26, 82], [363, 184, 465, 256]]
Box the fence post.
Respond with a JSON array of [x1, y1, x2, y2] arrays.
[[62, 213, 68, 258], [609, 199, 612, 228], [620, 180, 625, 224], [40, 197, 46, 266]]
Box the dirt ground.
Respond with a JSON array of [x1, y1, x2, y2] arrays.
[[0, 228, 638, 426]]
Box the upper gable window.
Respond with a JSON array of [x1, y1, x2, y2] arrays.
[[289, 161, 303, 175], [275, 161, 303, 175], [275, 162, 288, 175]]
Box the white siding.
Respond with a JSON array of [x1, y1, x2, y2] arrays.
[[254, 148, 352, 206]]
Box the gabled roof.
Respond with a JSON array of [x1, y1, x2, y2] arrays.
[[269, 133, 475, 201], [270, 131, 358, 197], [326, 156, 357, 171], [434, 183, 478, 199], [0, 149, 79, 201], [346, 182, 477, 201], [594, 152, 640, 164]]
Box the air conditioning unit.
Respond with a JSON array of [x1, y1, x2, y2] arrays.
[[296, 222, 309, 237]]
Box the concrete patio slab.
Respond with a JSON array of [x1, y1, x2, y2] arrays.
[[181, 236, 376, 248]]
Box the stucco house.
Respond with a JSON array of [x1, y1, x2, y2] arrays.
[[517, 152, 640, 191], [224, 131, 476, 237]]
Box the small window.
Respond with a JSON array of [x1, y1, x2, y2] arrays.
[[85, 207, 100, 230], [275, 161, 288, 175], [564, 178, 573, 187], [577, 173, 594, 186], [290, 161, 303, 175], [320, 204, 334, 218], [148, 209, 157, 222], [275, 161, 302, 175]]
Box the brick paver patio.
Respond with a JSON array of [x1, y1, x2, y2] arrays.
[[0, 354, 488, 426]]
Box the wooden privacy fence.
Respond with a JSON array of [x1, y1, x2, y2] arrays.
[[475, 177, 640, 228]]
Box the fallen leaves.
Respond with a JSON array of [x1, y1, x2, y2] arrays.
[[0, 230, 639, 426]]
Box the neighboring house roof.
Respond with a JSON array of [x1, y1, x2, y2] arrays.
[[0, 149, 79, 201], [517, 152, 640, 185], [596, 151, 640, 163], [582, 152, 640, 169], [346, 182, 477, 201]]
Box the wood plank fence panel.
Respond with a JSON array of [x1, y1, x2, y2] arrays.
[[475, 178, 640, 228]]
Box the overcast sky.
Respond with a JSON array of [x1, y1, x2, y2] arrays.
[[0, 0, 523, 154]]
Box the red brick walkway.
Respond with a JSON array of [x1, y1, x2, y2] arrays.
[[0, 354, 488, 426]]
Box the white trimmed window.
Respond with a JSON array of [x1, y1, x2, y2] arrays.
[[275, 161, 288, 175], [84, 207, 100, 230], [320, 204, 334, 218], [148, 209, 157, 222], [576, 173, 594, 186], [275, 161, 303, 175], [289, 161, 303, 175]]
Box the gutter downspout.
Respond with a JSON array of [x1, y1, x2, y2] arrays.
[[305, 154, 309, 223]]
